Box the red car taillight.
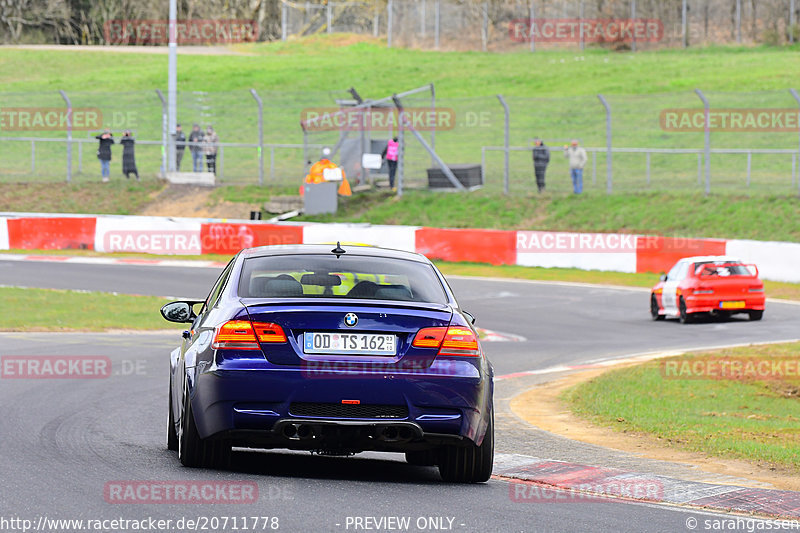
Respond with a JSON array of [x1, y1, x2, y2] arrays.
[[212, 320, 286, 350], [412, 326, 481, 357]]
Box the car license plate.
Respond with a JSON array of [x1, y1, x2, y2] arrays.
[[720, 301, 746, 309], [303, 332, 396, 355]]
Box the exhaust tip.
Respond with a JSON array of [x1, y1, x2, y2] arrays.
[[282, 424, 298, 439], [297, 425, 313, 439]]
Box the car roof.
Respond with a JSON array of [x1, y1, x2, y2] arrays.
[[240, 243, 432, 263], [677, 256, 742, 263]]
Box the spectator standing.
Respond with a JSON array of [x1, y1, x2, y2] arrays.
[[381, 137, 399, 190], [120, 130, 139, 181], [174, 124, 186, 171], [532, 138, 550, 193], [563, 139, 587, 194], [204, 125, 219, 175], [95, 128, 114, 183], [188, 124, 204, 172]]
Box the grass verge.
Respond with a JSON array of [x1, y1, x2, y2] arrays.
[[296, 190, 800, 242], [562, 343, 800, 471], [0, 180, 163, 214], [0, 287, 178, 331]]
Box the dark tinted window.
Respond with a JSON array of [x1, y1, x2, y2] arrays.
[[238, 254, 447, 304]]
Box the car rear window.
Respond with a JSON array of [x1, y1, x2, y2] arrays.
[[238, 254, 448, 304], [694, 261, 754, 277]]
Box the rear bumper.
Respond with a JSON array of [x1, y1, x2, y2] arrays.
[[685, 294, 765, 314], [190, 360, 492, 449]]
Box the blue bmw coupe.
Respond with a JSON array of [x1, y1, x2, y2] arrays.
[[161, 243, 494, 482]]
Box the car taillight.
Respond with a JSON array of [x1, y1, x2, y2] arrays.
[[693, 289, 714, 294], [748, 287, 764, 293], [252, 322, 287, 343], [412, 327, 447, 348], [654, 288, 663, 295], [412, 326, 481, 357], [212, 320, 287, 350]]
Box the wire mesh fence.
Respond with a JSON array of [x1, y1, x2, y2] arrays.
[[2, 88, 800, 195], [279, 0, 800, 52]]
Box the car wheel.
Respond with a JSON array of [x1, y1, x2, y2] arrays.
[[678, 297, 694, 324], [438, 412, 493, 483], [749, 310, 764, 321], [406, 450, 438, 466], [650, 295, 665, 321], [178, 388, 231, 469], [167, 381, 178, 451]]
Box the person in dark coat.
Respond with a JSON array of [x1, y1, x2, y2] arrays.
[[120, 130, 139, 181], [95, 128, 114, 183], [532, 138, 550, 193], [174, 123, 186, 171], [188, 124, 204, 172]]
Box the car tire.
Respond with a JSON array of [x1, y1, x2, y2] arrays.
[[406, 450, 438, 467], [167, 382, 178, 451], [438, 412, 493, 483], [178, 388, 231, 469], [749, 310, 764, 321], [678, 297, 694, 324], [650, 295, 665, 321]]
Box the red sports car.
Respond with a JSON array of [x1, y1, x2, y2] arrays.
[[650, 256, 765, 323]]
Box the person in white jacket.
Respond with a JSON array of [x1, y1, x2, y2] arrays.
[[563, 139, 587, 194]]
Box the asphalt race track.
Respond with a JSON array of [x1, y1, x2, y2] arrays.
[[2, 258, 800, 532]]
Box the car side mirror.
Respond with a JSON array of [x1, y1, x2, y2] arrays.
[[463, 310, 476, 325], [160, 301, 201, 323], [659, 274, 667, 282]]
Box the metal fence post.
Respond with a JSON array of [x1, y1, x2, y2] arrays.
[[695, 89, 711, 196], [421, 0, 426, 38], [682, 0, 688, 48], [58, 89, 72, 183], [736, 0, 742, 43], [430, 83, 436, 167], [387, 0, 393, 48], [327, 1, 332, 33], [746, 151, 751, 188], [270, 145, 275, 181], [791, 0, 796, 44], [497, 95, 510, 195], [397, 125, 405, 197], [219, 146, 224, 181], [631, 0, 636, 52], [579, 0, 585, 52], [250, 89, 264, 185], [281, 2, 288, 41], [155, 89, 167, 177], [529, 0, 535, 52], [597, 94, 612, 194], [435, 0, 440, 49], [482, 2, 488, 52], [790, 89, 800, 196], [373, 9, 379, 37], [31, 140, 35, 174]]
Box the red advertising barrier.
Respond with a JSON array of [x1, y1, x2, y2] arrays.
[[6, 217, 96, 250], [636, 235, 726, 274], [199, 223, 303, 255], [415, 227, 517, 265]]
